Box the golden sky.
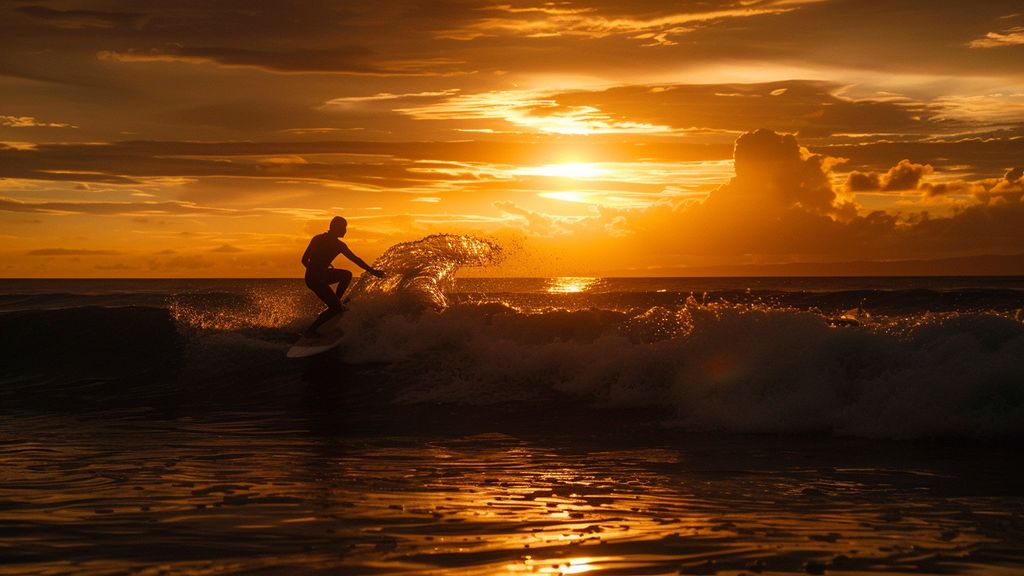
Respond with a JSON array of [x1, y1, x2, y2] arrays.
[[2, 0, 1023, 277]]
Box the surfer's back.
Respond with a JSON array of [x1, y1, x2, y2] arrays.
[[303, 233, 344, 270]]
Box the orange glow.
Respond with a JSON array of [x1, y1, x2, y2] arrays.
[[2, 2, 1024, 277], [533, 556, 603, 574], [517, 162, 607, 180], [546, 277, 600, 293]]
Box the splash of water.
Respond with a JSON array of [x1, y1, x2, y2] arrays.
[[348, 234, 502, 310], [168, 284, 309, 331]]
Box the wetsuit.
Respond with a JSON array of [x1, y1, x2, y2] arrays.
[[303, 233, 353, 312]]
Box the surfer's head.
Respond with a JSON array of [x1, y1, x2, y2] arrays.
[[328, 216, 347, 237]]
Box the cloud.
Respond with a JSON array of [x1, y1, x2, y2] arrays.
[[436, 2, 809, 45], [399, 81, 943, 138], [148, 255, 215, 271], [0, 115, 75, 128], [0, 139, 736, 193], [841, 159, 1024, 202], [968, 26, 1024, 48], [210, 244, 243, 253], [494, 200, 568, 236], [321, 90, 459, 110], [821, 136, 1024, 179], [713, 128, 838, 212], [396, 89, 676, 135], [28, 248, 121, 256], [0, 196, 242, 216], [845, 159, 933, 192], [504, 129, 1024, 269], [98, 48, 459, 76], [0, 141, 440, 186], [973, 167, 1024, 204]]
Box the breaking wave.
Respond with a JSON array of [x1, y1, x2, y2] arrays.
[[334, 299, 1024, 438], [2, 235, 1022, 439]]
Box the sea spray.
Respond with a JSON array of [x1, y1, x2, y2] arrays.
[[347, 234, 503, 310]]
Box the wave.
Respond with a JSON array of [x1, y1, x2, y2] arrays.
[[2, 235, 1021, 439], [324, 299, 1024, 439], [5, 299, 1020, 438]]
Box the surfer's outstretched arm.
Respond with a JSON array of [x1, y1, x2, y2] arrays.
[[339, 243, 385, 277]]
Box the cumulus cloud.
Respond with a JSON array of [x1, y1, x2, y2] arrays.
[[845, 159, 933, 192], [713, 129, 838, 212], [843, 159, 1024, 203], [974, 167, 1024, 204]]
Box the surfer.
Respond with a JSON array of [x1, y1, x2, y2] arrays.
[[302, 216, 384, 336]]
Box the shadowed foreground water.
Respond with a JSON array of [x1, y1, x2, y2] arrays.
[[2, 412, 1022, 575]]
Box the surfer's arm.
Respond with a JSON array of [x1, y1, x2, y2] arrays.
[[339, 243, 384, 277]]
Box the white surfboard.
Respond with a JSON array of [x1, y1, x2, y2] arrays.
[[287, 315, 345, 358]]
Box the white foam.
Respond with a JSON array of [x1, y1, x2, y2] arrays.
[[335, 299, 1024, 438]]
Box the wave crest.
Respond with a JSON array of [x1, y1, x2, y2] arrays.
[[348, 234, 502, 310], [334, 299, 1024, 438]]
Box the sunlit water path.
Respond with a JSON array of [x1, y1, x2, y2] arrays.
[[2, 414, 1021, 575]]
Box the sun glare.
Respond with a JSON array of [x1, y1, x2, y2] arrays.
[[546, 277, 600, 293], [533, 557, 602, 574]]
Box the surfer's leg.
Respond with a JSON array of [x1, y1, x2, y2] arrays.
[[305, 276, 345, 336], [327, 268, 353, 299], [307, 307, 341, 336]]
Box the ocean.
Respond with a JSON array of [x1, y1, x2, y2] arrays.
[[1, 235, 1023, 574]]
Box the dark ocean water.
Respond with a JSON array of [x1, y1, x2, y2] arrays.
[[2, 236, 1023, 574]]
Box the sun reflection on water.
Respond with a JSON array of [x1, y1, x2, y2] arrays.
[[2, 417, 1016, 575], [532, 556, 602, 574], [546, 277, 600, 294]]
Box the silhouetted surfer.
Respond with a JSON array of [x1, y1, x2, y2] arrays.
[[302, 216, 384, 336]]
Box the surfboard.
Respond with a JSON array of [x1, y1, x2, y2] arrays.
[[287, 315, 345, 358]]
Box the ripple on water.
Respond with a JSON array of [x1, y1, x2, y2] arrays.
[[0, 416, 1021, 574]]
